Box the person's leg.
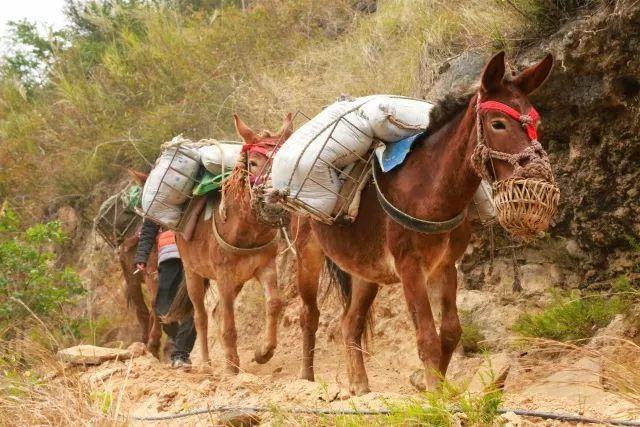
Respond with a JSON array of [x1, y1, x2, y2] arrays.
[[171, 316, 196, 362], [155, 259, 185, 360]]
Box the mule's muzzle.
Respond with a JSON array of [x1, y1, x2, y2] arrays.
[[492, 178, 560, 240]]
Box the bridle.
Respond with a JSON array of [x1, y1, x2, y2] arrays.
[[374, 93, 553, 234], [212, 137, 280, 253], [472, 96, 553, 183]]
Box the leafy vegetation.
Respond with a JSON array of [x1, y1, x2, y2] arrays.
[[1, 0, 561, 219], [513, 277, 638, 341], [0, 204, 84, 333], [317, 382, 502, 426], [460, 310, 488, 354]]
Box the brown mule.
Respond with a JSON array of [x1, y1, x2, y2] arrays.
[[293, 51, 555, 395], [168, 114, 293, 372], [117, 170, 164, 357], [118, 233, 163, 356]]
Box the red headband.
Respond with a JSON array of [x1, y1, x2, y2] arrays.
[[240, 139, 279, 157], [478, 101, 540, 142]]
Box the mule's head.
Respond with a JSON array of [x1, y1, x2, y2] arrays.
[[474, 51, 554, 182], [474, 52, 560, 239], [233, 113, 293, 185]]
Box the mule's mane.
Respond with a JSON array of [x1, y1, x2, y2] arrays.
[[222, 155, 250, 208], [427, 90, 476, 134]]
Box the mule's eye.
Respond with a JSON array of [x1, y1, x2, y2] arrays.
[[491, 120, 506, 130]]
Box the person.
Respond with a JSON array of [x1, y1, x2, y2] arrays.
[[134, 219, 195, 368]]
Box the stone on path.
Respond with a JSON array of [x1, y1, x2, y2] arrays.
[[468, 353, 511, 393], [57, 344, 135, 365]]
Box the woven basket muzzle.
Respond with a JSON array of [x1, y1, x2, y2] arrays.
[[492, 178, 560, 239]]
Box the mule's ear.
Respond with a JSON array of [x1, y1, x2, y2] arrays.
[[513, 53, 553, 95], [127, 168, 148, 185], [276, 112, 293, 140], [233, 113, 256, 143], [481, 51, 506, 93]]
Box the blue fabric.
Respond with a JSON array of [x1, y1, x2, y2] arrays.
[[375, 131, 425, 172]]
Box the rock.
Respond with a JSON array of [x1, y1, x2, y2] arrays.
[[565, 239, 587, 259], [218, 410, 261, 426], [426, 51, 487, 99], [591, 314, 631, 342], [521, 357, 603, 404], [127, 342, 147, 358], [57, 345, 132, 365], [520, 263, 562, 295], [468, 353, 511, 393]]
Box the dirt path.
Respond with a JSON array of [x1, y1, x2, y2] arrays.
[[79, 282, 638, 425]]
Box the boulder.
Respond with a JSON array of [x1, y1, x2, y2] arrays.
[[57, 344, 134, 365], [468, 353, 511, 393]]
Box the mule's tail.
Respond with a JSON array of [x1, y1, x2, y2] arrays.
[[324, 257, 375, 350], [163, 278, 210, 323]]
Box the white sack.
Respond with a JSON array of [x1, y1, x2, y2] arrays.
[[272, 95, 434, 216], [198, 142, 243, 175], [141, 136, 201, 227]]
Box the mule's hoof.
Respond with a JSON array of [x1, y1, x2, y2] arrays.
[[147, 342, 161, 359], [349, 382, 370, 396], [298, 369, 314, 381], [253, 347, 275, 364], [225, 363, 240, 374], [410, 369, 427, 391]]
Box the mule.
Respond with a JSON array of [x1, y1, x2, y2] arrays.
[[118, 232, 163, 356], [293, 51, 555, 395], [166, 114, 293, 372]]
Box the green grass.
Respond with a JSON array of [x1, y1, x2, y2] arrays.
[[513, 277, 637, 341], [315, 382, 502, 426], [460, 310, 488, 354]]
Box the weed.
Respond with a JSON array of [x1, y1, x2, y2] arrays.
[[460, 310, 488, 354], [513, 282, 637, 341]]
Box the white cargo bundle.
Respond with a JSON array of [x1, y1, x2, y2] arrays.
[[141, 136, 201, 228], [271, 95, 434, 216], [198, 142, 243, 175]]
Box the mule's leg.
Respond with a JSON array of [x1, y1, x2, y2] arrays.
[[184, 268, 209, 365], [293, 218, 324, 381], [120, 256, 151, 344], [342, 277, 378, 396], [397, 256, 441, 391], [437, 264, 461, 374], [254, 261, 282, 364], [218, 280, 241, 373], [145, 273, 163, 358]]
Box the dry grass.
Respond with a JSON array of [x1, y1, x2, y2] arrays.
[[514, 336, 640, 407], [0, 0, 545, 219], [0, 335, 111, 426]]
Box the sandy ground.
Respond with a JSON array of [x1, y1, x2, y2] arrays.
[[76, 282, 639, 426]]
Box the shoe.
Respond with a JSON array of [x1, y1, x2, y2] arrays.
[[170, 357, 192, 370]]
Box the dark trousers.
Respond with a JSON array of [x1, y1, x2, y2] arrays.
[[156, 258, 196, 361]]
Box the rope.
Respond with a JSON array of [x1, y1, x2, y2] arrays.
[[129, 404, 640, 425]]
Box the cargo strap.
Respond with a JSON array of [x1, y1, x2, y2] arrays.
[[372, 163, 466, 234], [211, 209, 278, 254]]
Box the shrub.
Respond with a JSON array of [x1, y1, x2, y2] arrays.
[[0, 205, 85, 331], [460, 310, 487, 354], [513, 282, 636, 342]]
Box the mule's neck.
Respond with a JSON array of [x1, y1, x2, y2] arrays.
[[385, 95, 482, 221], [219, 179, 276, 246]]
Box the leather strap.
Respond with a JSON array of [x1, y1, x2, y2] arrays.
[[211, 209, 278, 254], [372, 163, 466, 234]]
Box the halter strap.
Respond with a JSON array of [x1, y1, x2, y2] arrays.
[[477, 101, 540, 142], [472, 97, 552, 183]]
